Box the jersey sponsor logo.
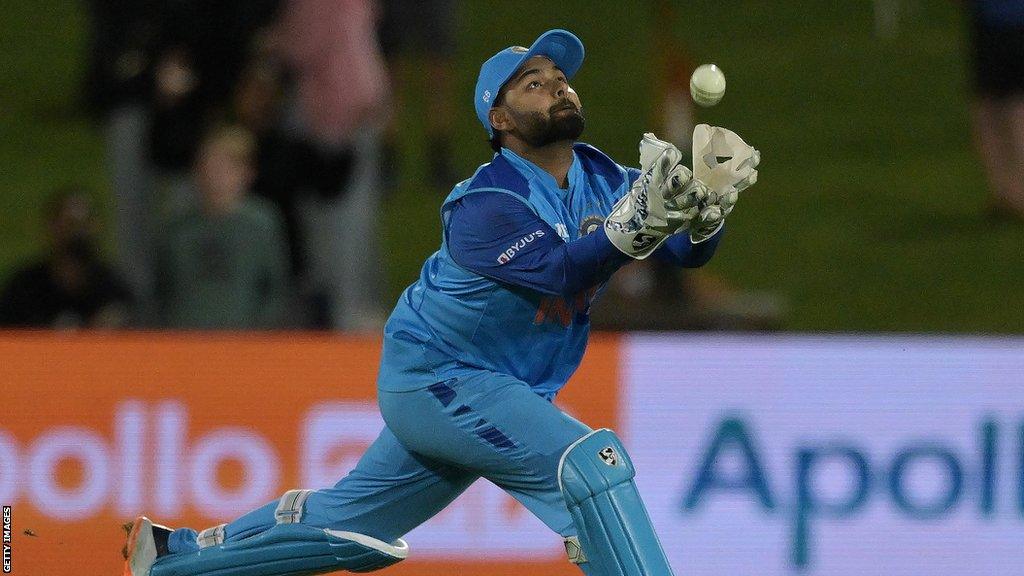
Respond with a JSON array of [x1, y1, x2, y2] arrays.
[[533, 286, 598, 328], [496, 229, 545, 264]]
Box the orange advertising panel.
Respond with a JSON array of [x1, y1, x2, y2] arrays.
[[0, 332, 619, 575]]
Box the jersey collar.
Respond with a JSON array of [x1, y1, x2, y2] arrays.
[[499, 147, 583, 194]]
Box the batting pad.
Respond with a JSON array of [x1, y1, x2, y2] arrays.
[[150, 524, 408, 576], [558, 429, 675, 576]]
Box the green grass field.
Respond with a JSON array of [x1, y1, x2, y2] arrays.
[[4, 1, 1022, 333]]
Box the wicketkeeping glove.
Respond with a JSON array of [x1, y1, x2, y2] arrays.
[[605, 133, 712, 258], [688, 124, 760, 243]]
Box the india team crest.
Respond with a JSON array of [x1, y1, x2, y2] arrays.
[[579, 215, 603, 237]]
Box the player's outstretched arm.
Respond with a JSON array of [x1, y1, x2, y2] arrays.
[[447, 191, 633, 298], [652, 225, 724, 268]]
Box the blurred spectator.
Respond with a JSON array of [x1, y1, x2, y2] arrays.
[[260, 0, 390, 330], [82, 0, 283, 323], [233, 58, 311, 290], [965, 0, 1024, 220], [82, 0, 159, 322], [378, 0, 459, 189], [231, 54, 344, 326], [147, 1, 282, 175], [0, 187, 132, 329], [154, 125, 289, 329]]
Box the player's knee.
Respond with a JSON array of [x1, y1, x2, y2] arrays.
[[557, 428, 635, 506], [556, 431, 674, 575]]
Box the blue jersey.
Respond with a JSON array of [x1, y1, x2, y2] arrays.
[[378, 144, 722, 398]]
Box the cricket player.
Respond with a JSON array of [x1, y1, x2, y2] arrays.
[[124, 29, 759, 576]]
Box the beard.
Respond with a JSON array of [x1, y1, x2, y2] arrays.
[[512, 101, 585, 147]]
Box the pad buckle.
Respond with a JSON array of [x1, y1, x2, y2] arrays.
[[275, 489, 313, 524], [564, 536, 587, 564], [196, 523, 226, 548]]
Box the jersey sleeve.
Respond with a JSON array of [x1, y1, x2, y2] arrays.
[[446, 191, 632, 297], [652, 225, 724, 267], [625, 167, 642, 187]]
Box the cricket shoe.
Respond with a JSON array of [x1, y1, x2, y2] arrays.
[[122, 516, 172, 576]]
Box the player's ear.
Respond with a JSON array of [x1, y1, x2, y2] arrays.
[[489, 107, 513, 134]]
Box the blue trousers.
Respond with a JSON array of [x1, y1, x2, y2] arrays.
[[169, 366, 591, 554]]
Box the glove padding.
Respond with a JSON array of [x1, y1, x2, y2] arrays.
[[605, 133, 711, 258], [688, 124, 760, 243]]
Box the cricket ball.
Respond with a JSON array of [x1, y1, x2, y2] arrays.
[[689, 64, 726, 107]]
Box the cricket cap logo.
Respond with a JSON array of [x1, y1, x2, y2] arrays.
[[598, 446, 618, 466]]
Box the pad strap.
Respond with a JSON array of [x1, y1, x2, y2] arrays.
[[152, 524, 408, 576], [197, 524, 226, 549], [564, 536, 587, 564], [275, 489, 313, 524]]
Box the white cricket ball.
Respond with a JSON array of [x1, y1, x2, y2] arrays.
[[689, 64, 726, 107]]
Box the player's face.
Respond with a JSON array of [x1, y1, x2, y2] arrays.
[[195, 140, 253, 213], [499, 56, 585, 147]]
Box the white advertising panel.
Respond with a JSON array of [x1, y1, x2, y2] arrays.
[[623, 334, 1024, 576]]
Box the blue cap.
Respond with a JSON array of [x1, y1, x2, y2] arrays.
[[474, 29, 585, 137]]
